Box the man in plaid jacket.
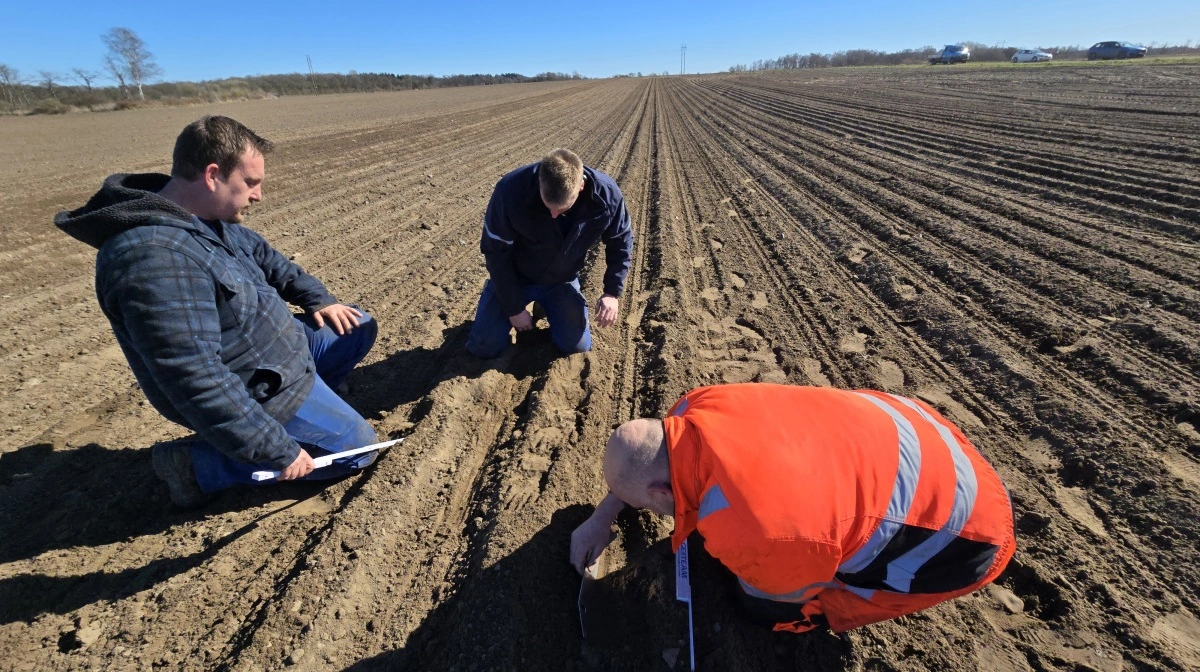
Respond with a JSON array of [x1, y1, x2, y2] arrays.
[[56, 116, 380, 508]]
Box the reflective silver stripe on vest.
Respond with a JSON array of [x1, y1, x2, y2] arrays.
[[734, 393, 981, 604], [739, 577, 841, 604], [699, 484, 731, 521], [483, 221, 513, 245], [878, 395, 979, 593], [837, 393, 923, 574], [843, 584, 876, 602], [671, 398, 689, 417]]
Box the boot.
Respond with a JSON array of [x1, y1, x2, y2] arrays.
[[151, 442, 216, 509]]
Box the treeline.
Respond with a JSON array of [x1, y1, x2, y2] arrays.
[[1, 24, 586, 115], [729, 41, 1200, 71], [0, 68, 584, 115]]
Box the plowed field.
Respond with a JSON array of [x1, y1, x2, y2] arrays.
[[2, 64, 1199, 671]]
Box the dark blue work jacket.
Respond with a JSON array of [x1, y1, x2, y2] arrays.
[[479, 163, 633, 317]]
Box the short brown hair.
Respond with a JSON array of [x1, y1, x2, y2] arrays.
[[171, 115, 274, 180], [538, 148, 584, 206]]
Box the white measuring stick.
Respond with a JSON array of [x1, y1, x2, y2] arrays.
[[250, 438, 403, 481], [676, 539, 696, 672]]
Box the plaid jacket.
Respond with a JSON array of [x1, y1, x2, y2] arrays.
[[56, 173, 337, 468]]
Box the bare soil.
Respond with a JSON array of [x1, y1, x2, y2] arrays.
[[1, 65, 1198, 671]]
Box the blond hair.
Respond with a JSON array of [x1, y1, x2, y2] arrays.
[[538, 148, 584, 206]]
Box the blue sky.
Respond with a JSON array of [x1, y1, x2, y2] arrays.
[[2, 1, 1196, 82]]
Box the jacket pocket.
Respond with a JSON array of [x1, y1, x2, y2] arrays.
[[215, 268, 256, 329], [246, 366, 284, 401]]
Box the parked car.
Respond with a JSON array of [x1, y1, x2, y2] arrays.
[[928, 45, 971, 65], [1012, 49, 1053, 63], [1087, 42, 1147, 60]]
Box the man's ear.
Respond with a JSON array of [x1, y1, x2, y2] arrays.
[[203, 163, 222, 192], [648, 482, 674, 515], [648, 482, 672, 496]]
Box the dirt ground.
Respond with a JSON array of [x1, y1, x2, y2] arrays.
[[1, 64, 1198, 671]]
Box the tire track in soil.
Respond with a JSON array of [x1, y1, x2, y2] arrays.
[[704, 79, 1200, 267], [203, 79, 662, 670], [731, 76, 1200, 191], [0, 81, 651, 672], [796, 69, 1200, 163], [0, 82, 622, 454], [3, 66, 1200, 672], [391, 78, 668, 671], [696, 87, 1200, 447], [696, 78, 1200, 472], [690, 76, 1200, 436], [697, 79, 1200, 282], [670, 74, 1200, 671], [0, 82, 632, 467]]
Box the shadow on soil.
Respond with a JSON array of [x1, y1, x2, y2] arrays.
[[343, 506, 852, 672], [0, 320, 568, 626], [0, 440, 344, 625], [346, 320, 571, 420]]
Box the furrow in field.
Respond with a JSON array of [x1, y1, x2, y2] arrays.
[[674, 75, 1198, 670], [690, 78, 1200, 402]]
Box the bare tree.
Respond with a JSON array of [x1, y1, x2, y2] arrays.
[[102, 27, 162, 101], [103, 53, 129, 98], [70, 68, 101, 93], [70, 68, 103, 110], [37, 70, 60, 99], [0, 63, 24, 112]]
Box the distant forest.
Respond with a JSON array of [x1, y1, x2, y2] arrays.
[[0, 69, 584, 115], [0, 25, 590, 115], [5, 35, 1199, 116], [728, 41, 1200, 71]]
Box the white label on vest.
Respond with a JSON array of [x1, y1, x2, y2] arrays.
[[676, 539, 691, 603]]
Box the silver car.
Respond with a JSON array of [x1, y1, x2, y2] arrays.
[[1012, 49, 1053, 63]]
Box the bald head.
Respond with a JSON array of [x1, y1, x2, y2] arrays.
[[603, 419, 674, 516]]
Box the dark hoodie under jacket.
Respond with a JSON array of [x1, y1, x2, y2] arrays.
[[55, 173, 339, 469]]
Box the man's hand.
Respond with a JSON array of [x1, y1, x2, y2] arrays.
[[594, 294, 619, 328], [571, 513, 618, 575], [509, 310, 534, 332], [279, 448, 314, 480], [570, 493, 626, 574], [312, 304, 363, 335]]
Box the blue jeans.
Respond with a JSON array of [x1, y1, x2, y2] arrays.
[[465, 279, 592, 358], [190, 311, 379, 493]]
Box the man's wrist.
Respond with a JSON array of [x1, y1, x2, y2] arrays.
[[597, 491, 627, 520], [270, 441, 303, 469]]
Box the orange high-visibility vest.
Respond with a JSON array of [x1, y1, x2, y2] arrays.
[[664, 384, 1015, 633]]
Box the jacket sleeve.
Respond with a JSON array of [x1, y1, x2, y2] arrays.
[[105, 244, 302, 469], [245, 227, 338, 312], [480, 187, 527, 317], [601, 197, 633, 298]]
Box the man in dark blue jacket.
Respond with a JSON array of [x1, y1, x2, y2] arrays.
[[55, 116, 380, 508], [466, 149, 633, 358]]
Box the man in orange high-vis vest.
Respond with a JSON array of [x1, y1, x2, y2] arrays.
[[570, 383, 1015, 633]]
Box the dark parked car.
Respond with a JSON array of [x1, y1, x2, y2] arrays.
[[1087, 42, 1147, 60], [929, 45, 971, 65]]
